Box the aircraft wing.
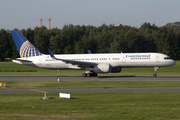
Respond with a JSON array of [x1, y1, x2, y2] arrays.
[[48, 49, 97, 67], [60, 59, 97, 67]]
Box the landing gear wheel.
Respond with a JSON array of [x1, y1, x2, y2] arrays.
[[153, 74, 157, 77], [87, 73, 90, 77], [93, 73, 98, 77], [82, 73, 87, 77], [82, 73, 98, 77]]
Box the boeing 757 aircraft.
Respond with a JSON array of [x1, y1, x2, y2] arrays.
[[10, 30, 176, 77]]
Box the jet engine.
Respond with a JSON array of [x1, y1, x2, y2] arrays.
[[93, 64, 110, 73]]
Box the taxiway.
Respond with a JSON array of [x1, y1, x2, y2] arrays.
[[1, 75, 180, 81], [0, 76, 180, 94]]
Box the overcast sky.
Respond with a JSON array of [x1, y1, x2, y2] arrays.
[[1, 0, 180, 30]]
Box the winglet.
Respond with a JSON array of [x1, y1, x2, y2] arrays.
[[48, 49, 55, 58], [88, 50, 92, 54]]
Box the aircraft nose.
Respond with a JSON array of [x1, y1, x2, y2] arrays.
[[173, 60, 176, 66]]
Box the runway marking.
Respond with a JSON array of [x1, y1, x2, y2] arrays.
[[30, 89, 48, 93]]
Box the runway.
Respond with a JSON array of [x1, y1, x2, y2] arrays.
[[0, 76, 180, 94], [1, 75, 180, 81]]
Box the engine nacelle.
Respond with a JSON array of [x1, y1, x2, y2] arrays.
[[111, 67, 122, 73], [93, 64, 110, 73]]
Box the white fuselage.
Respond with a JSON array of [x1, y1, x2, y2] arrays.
[[13, 53, 176, 70]]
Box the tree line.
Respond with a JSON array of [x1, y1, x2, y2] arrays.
[[0, 22, 180, 61]]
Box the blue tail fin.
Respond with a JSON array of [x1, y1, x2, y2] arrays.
[[10, 30, 42, 58]]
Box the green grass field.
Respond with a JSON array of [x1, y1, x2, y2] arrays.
[[0, 61, 180, 76], [0, 92, 180, 120], [0, 61, 180, 119]]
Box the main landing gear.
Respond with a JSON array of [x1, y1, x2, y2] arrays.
[[82, 73, 98, 77], [153, 67, 159, 77]]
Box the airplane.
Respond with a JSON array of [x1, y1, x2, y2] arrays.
[[10, 30, 176, 77]]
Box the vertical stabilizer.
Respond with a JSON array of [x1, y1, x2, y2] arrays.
[[11, 30, 42, 58]]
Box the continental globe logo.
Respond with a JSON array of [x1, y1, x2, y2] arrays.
[[20, 41, 42, 58]]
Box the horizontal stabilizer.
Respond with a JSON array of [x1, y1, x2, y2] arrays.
[[5, 58, 32, 62]]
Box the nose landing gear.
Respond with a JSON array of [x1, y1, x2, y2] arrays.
[[153, 67, 159, 77]]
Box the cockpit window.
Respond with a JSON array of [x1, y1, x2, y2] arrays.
[[164, 57, 172, 60]]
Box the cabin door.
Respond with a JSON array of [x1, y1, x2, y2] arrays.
[[123, 56, 126, 63], [156, 56, 159, 62]]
